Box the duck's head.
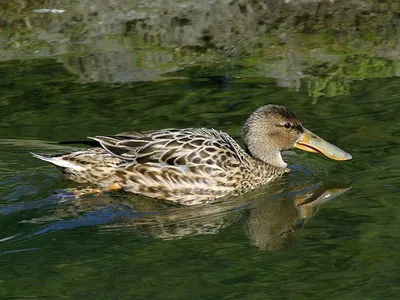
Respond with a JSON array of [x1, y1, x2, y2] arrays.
[[242, 105, 352, 168]]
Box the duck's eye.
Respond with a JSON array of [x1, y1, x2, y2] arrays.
[[283, 122, 292, 129]]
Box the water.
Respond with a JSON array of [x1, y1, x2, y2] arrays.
[[1, 1, 400, 299]]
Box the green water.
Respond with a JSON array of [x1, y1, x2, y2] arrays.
[[1, 58, 399, 299], [1, 2, 400, 298]]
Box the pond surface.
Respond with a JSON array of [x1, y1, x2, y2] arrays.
[[1, 1, 400, 299], [1, 58, 399, 299]]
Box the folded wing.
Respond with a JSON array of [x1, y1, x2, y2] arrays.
[[89, 128, 249, 170]]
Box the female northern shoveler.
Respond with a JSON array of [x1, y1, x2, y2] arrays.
[[32, 105, 351, 205]]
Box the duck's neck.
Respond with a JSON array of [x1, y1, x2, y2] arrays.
[[250, 147, 287, 169], [264, 151, 287, 168], [243, 139, 286, 168], [242, 114, 288, 169]]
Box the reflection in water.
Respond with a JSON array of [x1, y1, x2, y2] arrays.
[[1, 0, 399, 98], [7, 180, 350, 252], [247, 183, 350, 251]]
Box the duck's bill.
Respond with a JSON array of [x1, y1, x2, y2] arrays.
[[295, 128, 352, 161], [296, 182, 352, 207]]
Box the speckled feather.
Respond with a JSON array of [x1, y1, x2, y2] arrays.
[[33, 105, 319, 206], [47, 128, 286, 205]]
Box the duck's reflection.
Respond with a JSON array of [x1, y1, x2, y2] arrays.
[[246, 183, 350, 251], [99, 181, 351, 251], [15, 180, 350, 251]]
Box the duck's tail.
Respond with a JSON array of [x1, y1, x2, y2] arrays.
[[31, 152, 85, 171]]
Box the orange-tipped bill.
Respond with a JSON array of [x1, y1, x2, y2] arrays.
[[295, 128, 352, 161]]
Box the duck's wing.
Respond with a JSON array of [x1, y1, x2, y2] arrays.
[[89, 128, 250, 169]]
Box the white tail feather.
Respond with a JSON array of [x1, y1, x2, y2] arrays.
[[31, 152, 85, 171]]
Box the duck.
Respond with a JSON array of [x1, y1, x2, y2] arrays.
[[32, 105, 351, 206]]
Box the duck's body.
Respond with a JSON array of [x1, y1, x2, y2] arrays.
[[34, 128, 288, 205], [33, 105, 351, 206]]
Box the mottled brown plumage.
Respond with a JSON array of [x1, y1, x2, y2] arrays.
[[32, 105, 351, 205]]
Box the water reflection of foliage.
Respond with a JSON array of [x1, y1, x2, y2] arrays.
[[1, 0, 400, 99], [306, 55, 399, 102]]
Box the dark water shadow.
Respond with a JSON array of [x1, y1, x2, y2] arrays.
[[0, 177, 350, 253]]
